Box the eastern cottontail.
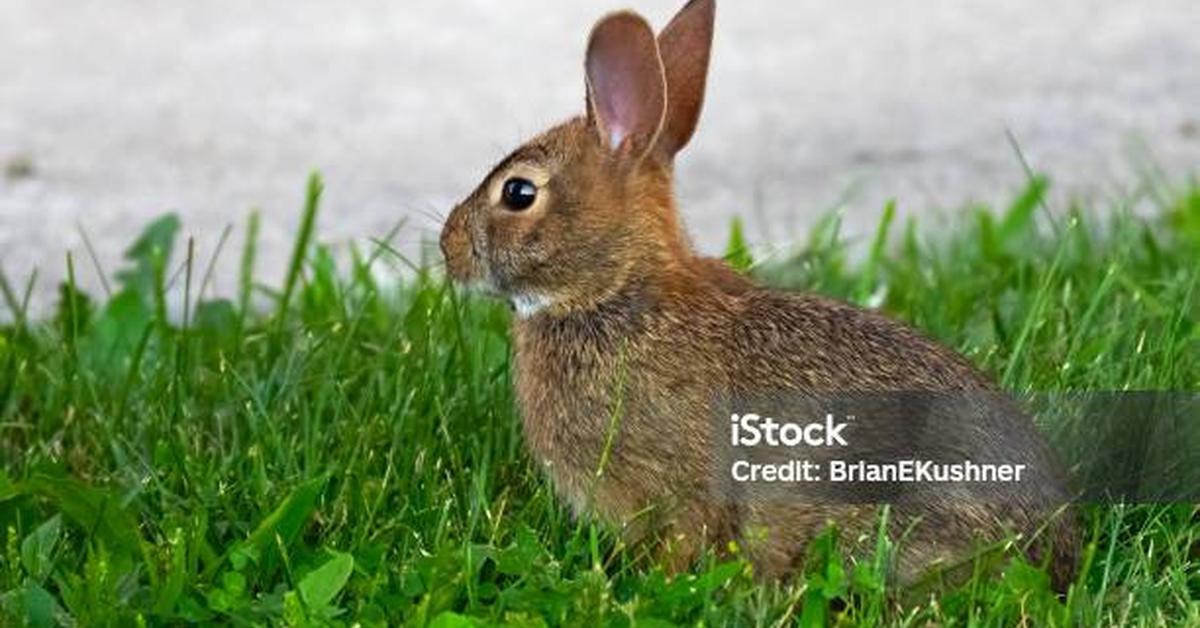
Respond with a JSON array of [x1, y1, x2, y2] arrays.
[[440, 0, 1077, 589]]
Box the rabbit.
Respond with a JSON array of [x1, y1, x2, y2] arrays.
[[439, 0, 1077, 590]]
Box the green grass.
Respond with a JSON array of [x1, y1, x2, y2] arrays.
[[1, 173, 1197, 626]]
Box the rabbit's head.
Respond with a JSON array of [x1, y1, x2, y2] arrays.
[[440, 0, 715, 317]]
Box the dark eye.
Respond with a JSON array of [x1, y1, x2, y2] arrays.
[[501, 177, 537, 210]]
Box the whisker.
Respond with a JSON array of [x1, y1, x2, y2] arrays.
[[414, 206, 448, 227]]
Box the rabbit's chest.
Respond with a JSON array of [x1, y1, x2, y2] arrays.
[[511, 325, 721, 510], [512, 339, 626, 468]]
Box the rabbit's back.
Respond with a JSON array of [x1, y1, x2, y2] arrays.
[[724, 289, 992, 392]]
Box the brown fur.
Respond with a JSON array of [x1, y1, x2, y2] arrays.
[[440, 0, 1077, 590]]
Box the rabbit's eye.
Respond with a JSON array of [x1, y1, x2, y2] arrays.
[[501, 177, 537, 210]]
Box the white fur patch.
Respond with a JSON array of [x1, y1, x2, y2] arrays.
[[511, 293, 555, 318]]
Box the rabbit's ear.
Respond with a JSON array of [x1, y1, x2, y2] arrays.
[[656, 0, 715, 158], [585, 11, 667, 160]]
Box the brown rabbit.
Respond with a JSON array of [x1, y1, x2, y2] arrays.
[[440, 0, 1076, 589]]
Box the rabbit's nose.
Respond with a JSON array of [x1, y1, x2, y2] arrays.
[[440, 206, 478, 282]]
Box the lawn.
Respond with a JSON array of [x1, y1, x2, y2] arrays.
[[0, 172, 1197, 626]]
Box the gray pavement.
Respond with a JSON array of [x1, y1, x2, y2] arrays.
[[1, 0, 1198, 316]]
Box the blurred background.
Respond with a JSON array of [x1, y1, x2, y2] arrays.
[[1, 0, 1197, 315]]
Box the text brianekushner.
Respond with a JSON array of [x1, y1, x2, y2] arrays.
[[730, 459, 1029, 483]]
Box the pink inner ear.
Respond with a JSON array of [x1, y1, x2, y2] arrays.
[[585, 12, 666, 153], [588, 55, 638, 148], [609, 125, 627, 149], [600, 86, 634, 148]]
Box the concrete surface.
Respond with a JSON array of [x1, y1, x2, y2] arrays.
[[1, 0, 1198, 316]]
